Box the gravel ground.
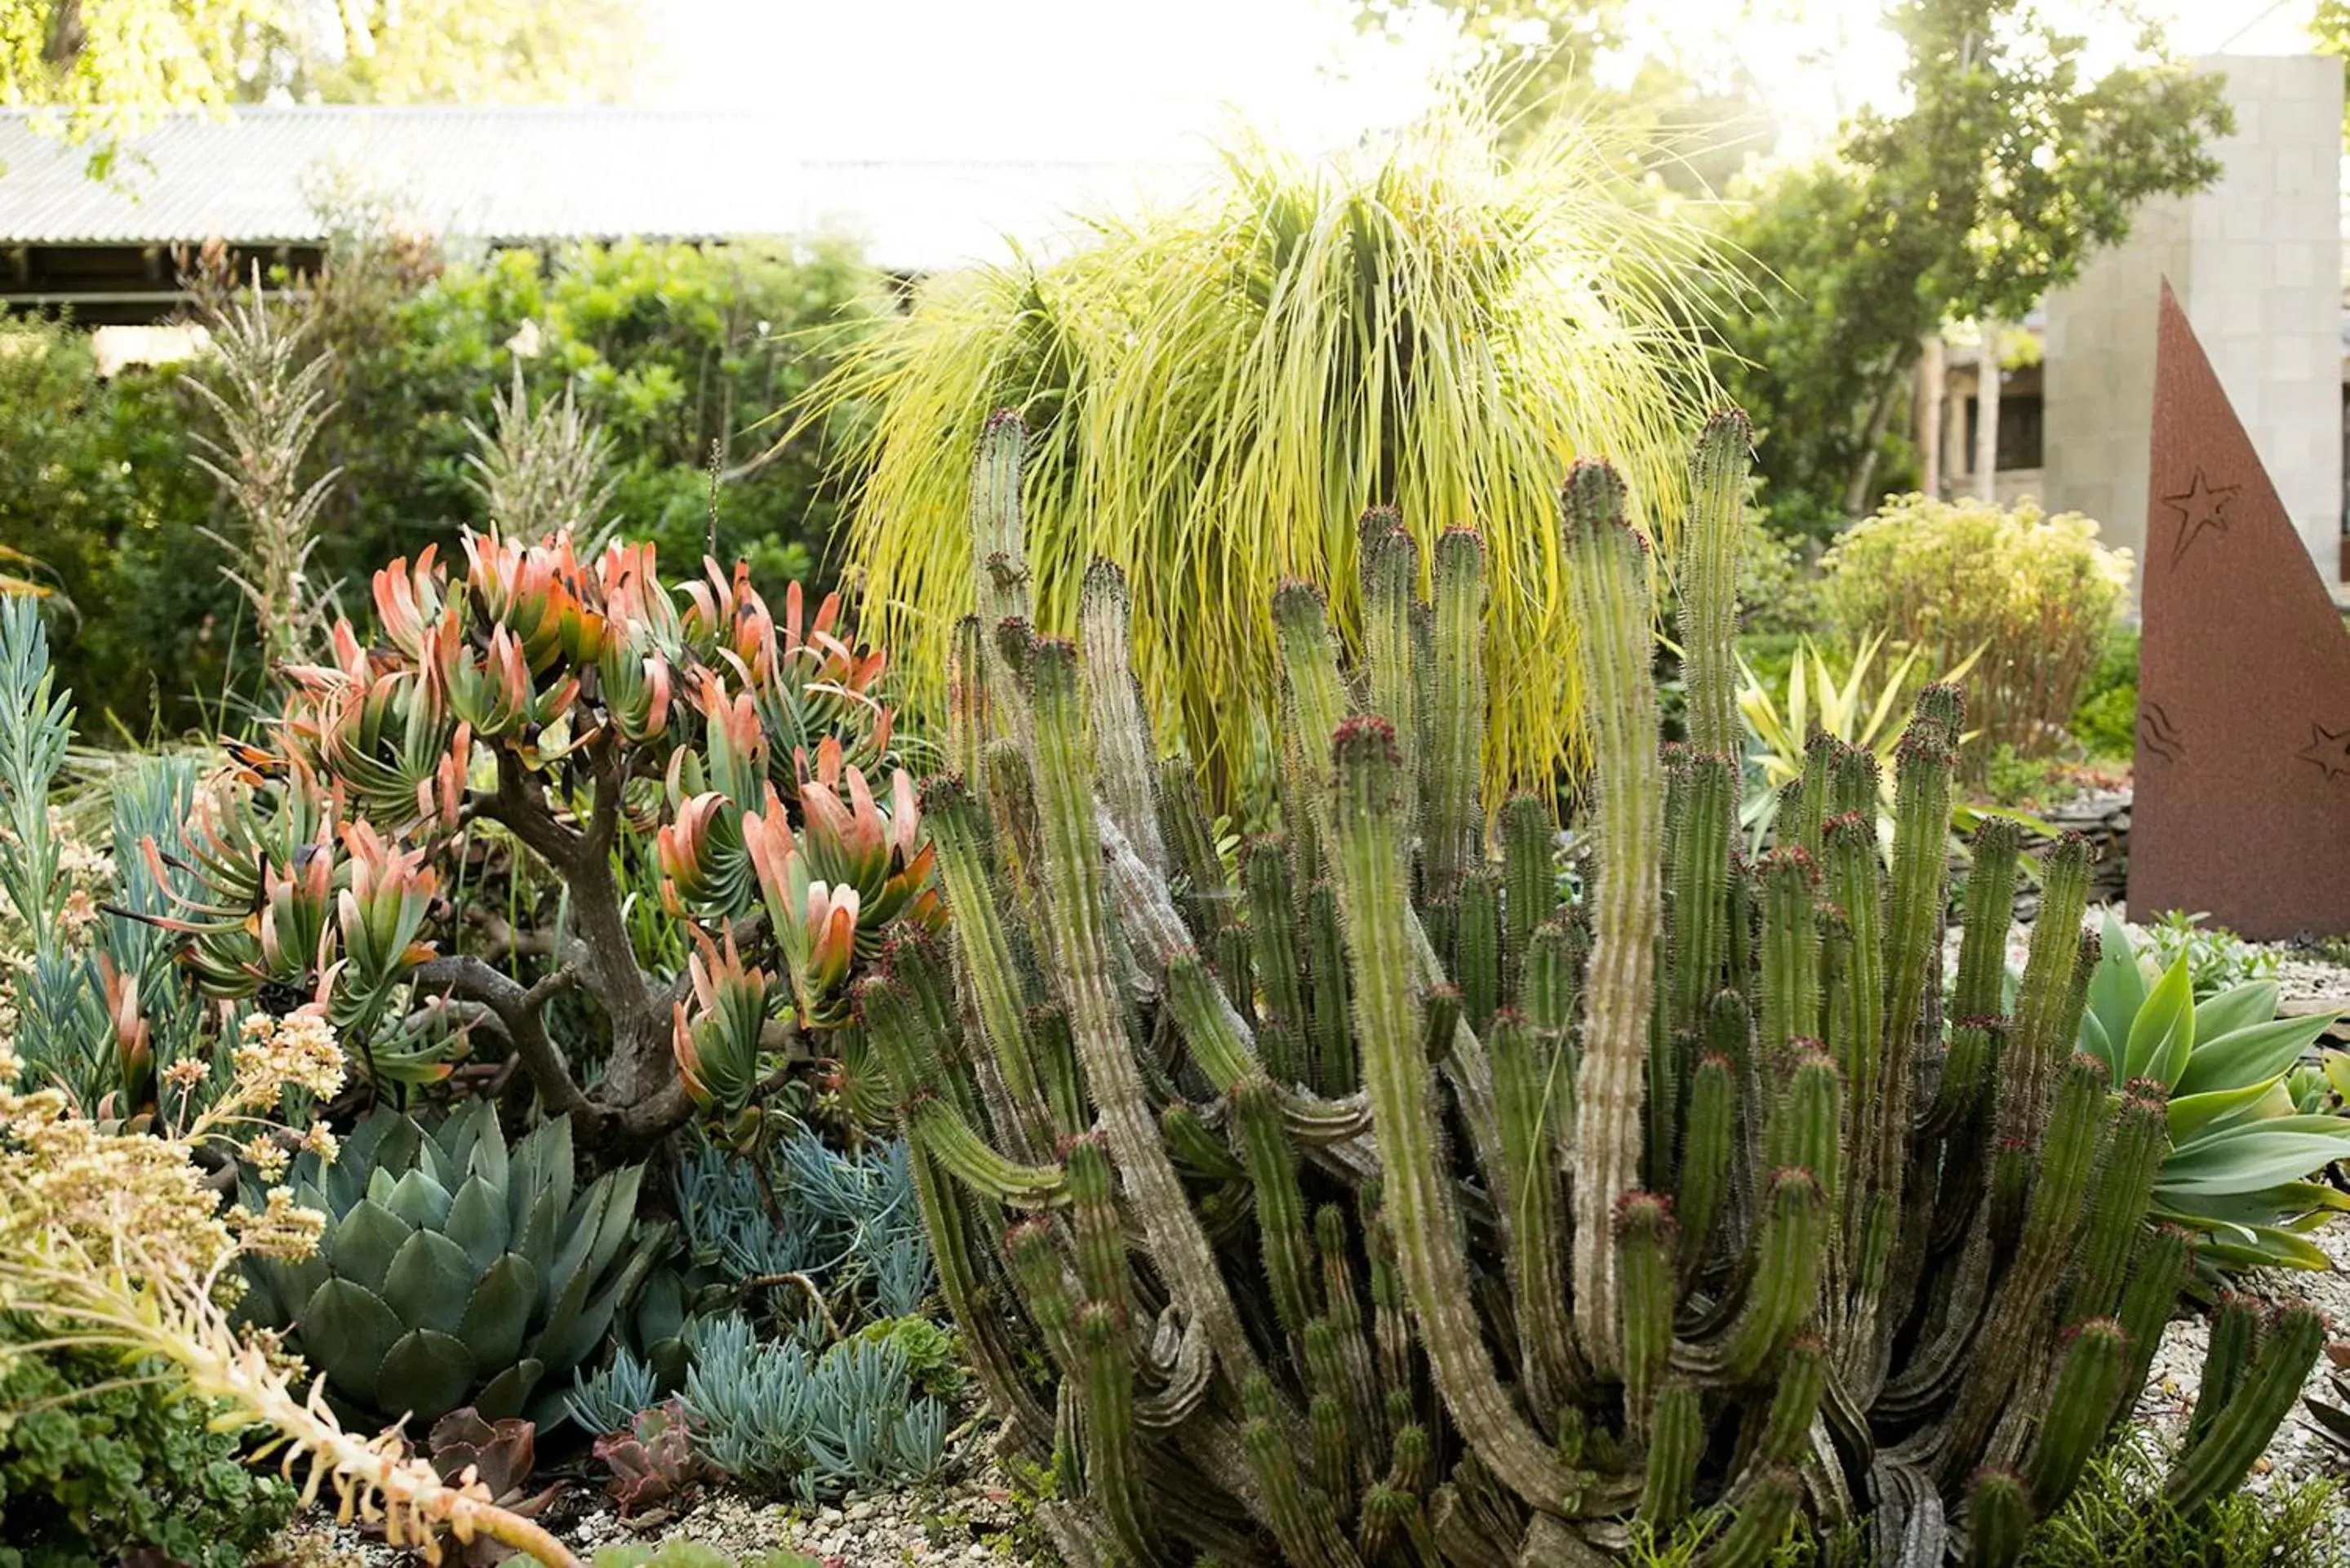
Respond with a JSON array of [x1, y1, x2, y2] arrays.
[[278, 1438, 1049, 1568]]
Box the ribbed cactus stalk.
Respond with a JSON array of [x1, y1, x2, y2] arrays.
[[1966, 1469, 2032, 1568], [1678, 410, 1752, 761], [1560, 458, 1663, 1378], [878, 408, 2312, 1566], [1419, 529, 1486, 900]]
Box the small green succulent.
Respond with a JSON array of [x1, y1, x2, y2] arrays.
[[240, 1099, 662, 1430], [2079, 910, 2350, 1273]]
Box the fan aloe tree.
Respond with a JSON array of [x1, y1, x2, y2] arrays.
[[855, 408, 2319, 1566], [806, 104, 1719, 811], [118, 531, 936, 1154]]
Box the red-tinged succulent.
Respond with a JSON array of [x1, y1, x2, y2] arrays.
[[141, 524, 933, 1144], [796, 740, 938, 947], [672, 924, 770, 1117], [593, 1399, 712, 1521], [95, 952, 154, 1120]]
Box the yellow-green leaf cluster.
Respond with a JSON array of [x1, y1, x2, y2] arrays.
[[808, 101, 1721, 806]]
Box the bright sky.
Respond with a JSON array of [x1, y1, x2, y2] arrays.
[[639, 0, 2329, 167]]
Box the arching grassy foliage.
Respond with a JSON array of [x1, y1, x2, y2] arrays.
[[806, 106, 1721, 804]]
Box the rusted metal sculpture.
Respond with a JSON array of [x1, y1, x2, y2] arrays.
[[2131, 281, 2350, 939]]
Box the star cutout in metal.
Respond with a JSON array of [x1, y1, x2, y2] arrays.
[[2298, 722, 2350, 782], [2162, 468, 2241, 566]]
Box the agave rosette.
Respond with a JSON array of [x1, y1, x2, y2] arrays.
[[2080, 909, 2350, 1271], [238, 1100, 659, 1431]]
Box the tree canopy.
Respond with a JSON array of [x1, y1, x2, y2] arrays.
[[1, 0, 643, 156], [1720, 1, 2228, 530], [1357, 0, 2232, 533]]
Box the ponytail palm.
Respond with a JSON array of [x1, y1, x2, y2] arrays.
[[806, 105, 1720, 805]]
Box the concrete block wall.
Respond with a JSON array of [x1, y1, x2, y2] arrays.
[[2042, 54, 2343, 595]]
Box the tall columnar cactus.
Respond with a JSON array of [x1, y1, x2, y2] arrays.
[[860, 410, 2321, 1566]]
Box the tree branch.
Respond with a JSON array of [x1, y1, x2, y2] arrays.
[[411, 954, 595, 1123]]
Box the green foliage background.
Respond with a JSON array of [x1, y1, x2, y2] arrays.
[[7, 233, 891, 729]]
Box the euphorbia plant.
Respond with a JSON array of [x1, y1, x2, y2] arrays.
[[144, 532, 939, 1153]]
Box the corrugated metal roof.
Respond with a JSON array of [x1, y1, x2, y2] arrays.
[[0, 107, 1210, 270]]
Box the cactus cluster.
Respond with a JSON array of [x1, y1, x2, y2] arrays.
[[859, 409, 2321, 1566]]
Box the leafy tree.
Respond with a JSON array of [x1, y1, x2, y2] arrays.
[[2310, 1, 2350, 134], [1720, 1, 2229, 530], [1, 0, 642, 158], [1352, 0, 1775, 191], [264, 0, 644, 104]]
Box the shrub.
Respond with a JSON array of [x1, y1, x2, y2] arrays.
[[0, 1321, 297, 1568], [2068, 624, 2139, 762], [812, 102, 1720, 808], [857, 409, 2316, 1562], [0, 324, 228, 728], [2019, 1436, 2350, 1566], [1819, 493, 2130, 769], [16, 232, 892, 731]]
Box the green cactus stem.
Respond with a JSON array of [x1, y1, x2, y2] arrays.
[[1330, 713, 1578, 1513], [2028, 1318, 2130, 1510], [1501, 794, 1558, 999], [1361, 518, 1421, 834], [1457, 868, 1503, 1038], [1639, 1378, 1704, 1530], [922, 778, 1058, 1158], [1420, 529, 1487, 900], [1668, 752, 1736, 1036], [1080, 562, 1169, 879], [2064, 1085, 2168, 1326], [1237, 1074, 1321, 1342], [1619, 1192, 1677, 1436], [1246, 838, 1312, 1084], [1678, 1051, 1737, 1281], [1951, 820, 2021, 1025], [1560, 458, 1663, 1377], [1723, 1169, 1828, 1383], [1964, 1468, 2032, 1568], [1242, 1375, 1363, 1568], [1694, 1467, 1801, 1568], [1077, 1301, 1153, 1565], [1757, 850, 1819, 1067], [2168, 1302, 2326, 1513], [1491, 1011, 1584, 1418], [1678, 410, 1752, 761], [1026, 637, 1277, 1406], [1992, 835, 2092, 1153]]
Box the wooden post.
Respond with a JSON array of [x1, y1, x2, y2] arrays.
[[1974, 315, 2001, 503]]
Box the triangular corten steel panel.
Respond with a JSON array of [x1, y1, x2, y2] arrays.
[[2130, 281, 2350, 939]]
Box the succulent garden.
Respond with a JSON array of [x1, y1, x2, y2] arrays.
[[10, 7, 2350, 1566]]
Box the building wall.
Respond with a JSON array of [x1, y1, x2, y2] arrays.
[[2043, 54, 2343, 596]]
